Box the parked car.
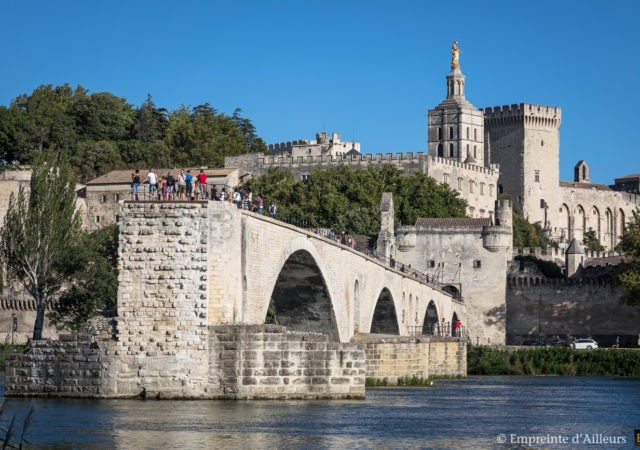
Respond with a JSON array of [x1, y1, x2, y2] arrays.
[[572, 338, 598, 350], [545, 337, 569, 347]]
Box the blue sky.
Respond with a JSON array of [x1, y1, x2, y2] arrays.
[[1, 0, 639, 184]]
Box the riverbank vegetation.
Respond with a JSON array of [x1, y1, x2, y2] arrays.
[[468, 346, 640, 377]]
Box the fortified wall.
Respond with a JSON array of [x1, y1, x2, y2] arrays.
[[506, 275, 640, 346]]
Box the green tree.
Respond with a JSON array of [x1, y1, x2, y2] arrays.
[[0, 152, 82, 339], [48, 224, 119, 331], [132, 94, 168, 142], [240, 165, 467, 235], [617, 209, 640, 305], [583, 228, 605, 252], [512, 211, 552, 251]]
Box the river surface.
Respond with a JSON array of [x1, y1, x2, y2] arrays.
[[1, 376, 639, 449]]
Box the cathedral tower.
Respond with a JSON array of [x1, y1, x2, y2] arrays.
[[427, 41, 486, 167]]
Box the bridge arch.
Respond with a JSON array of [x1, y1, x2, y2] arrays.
[[369, 287, 400, 335], [422, 300, 439, 335], [264, 238, 340, 341]]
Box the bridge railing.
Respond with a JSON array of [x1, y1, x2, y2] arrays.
[[407, 324, 468, 339]]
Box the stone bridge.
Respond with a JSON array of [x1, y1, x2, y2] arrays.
[[122, 201, 466, 344]]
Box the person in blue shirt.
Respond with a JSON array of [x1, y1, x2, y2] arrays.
[[185, 169, 193, 200]]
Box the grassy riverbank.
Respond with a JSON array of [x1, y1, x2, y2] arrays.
[[468, 346, 640, 376]]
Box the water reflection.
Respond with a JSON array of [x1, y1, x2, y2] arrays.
[[1, 376, 638, 448]]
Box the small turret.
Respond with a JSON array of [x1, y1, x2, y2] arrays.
[[565, 238, 585, 278], [483, 199, 513, 260], [376, 193, 396, 260]]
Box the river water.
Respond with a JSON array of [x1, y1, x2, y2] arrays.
[[1, 376, 638, 449]]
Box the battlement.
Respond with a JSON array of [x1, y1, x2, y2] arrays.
[[259, 151, 427, 166], [268, 140, 308, 153], [482, 103, 561, 128], [428, 155, 498, 176]]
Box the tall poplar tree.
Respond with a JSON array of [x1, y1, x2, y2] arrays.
[[0, 152, 82, 339]]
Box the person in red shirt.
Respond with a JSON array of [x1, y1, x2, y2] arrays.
[[197, 169, 207, 200]]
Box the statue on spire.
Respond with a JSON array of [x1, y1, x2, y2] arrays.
[[450, 40, 460, 72]]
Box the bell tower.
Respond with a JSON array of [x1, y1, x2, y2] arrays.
[[427, 41, 486, 166]]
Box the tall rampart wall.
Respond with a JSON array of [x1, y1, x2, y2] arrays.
[[506, 277, 640, 345]]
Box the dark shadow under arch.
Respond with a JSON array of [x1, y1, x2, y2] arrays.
[[422, 300, 439, 335], [266, 250, 339, 341], [370, 288, 399, 335]]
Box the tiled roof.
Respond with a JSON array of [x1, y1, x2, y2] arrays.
[[559, 181, 611, 191], [415, 217, 492, 228], [86, 168, 237, 185]]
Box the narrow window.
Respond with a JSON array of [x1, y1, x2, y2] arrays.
[[114, 194, 120, 202], [474, 129, 477, 140], [480, 183, 485, 195], [535, 170, 540, 182], [449, 127, 454, 139], [96, 216, 101, 223], [474, 145, 477, 158], [498, 184, 504, 194], [469, 180, 474, 193], [100, 195, 106, 203], [438, 128, 442, 140], [466, 127, 469, 139], [443, 173, 449, 183], [473, 260, 482, 269], [449, 143, 454, 158], [437, 143, 444, 157], [427, 260, 436, 268], [489, 185, 494, 196], [457, 178, 463, 190], [115, 215, 120, 223]]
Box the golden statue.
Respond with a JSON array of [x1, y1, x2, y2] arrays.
[[451, 40, 460, 72]]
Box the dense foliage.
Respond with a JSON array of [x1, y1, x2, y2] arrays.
[[0, 152, 82, 339], [0, 84, 266, 181], [617, 209, 640, 305], [240, 165, 468, 235], [512, 210, 553, 251], [514, 255, 563, 278], [468, 346, 640, 376], [583, 228, 605, 252], [48, 224, 119, 331]]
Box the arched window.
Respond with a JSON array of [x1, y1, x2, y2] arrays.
[[449, 127, 454, 139], [437, 143, 443, 157], [466, 144, 469, 157], [474, 145, 477, 158]]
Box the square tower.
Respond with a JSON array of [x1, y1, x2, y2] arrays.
[[482, 103, 562, 229]]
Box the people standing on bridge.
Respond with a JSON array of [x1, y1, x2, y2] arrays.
[[257, 194, 264, 215], [131, 169, 141, 201], [441, 318, 447, 336], [234, 190, 242, 208], [166, 171, 176, 201], [455, 319, 462, 337], [185, 170, 193, 200], [433, 321, 439, 336], [177, 169, 186, 200], [145, 169, 158, 200], [269, 202, 277, 218], [160, 176, 167, 201], [197, 169, 207, 200]]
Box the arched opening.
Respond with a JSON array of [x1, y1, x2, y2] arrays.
[[437, 143, 444, 157], [605, 208, 614, 249], [575, 205, 586, 242], [370, 288, 399, 335], [451, 311, 460, 337], [592, 206, 601, 241], [560, 204, 571, 242], [422, 300, 439, 335], [617, 209, 626, 244], [442, 284, 460, 300], [266, 250, 339, 341]]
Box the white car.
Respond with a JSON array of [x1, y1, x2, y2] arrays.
[[572, 338, 598, 350]]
